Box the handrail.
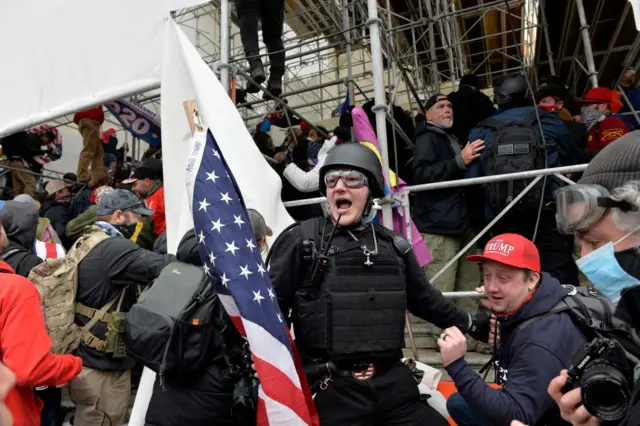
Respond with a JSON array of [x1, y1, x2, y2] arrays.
[[282, 163, 589, 208]]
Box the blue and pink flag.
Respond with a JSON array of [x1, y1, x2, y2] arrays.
[[351, 106, 432, 266]]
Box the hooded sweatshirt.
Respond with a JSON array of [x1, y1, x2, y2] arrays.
[[0, 261, 82, 426], [445, 273, 586, 426], [0, 201, 44, 277]]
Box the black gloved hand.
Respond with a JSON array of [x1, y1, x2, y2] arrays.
[[468, 311, 492, 343]]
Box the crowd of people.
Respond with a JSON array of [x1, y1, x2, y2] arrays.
[[0, 66, 637, 426]]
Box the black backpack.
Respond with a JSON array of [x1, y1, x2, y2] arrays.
[[125, 262, 227, 382], [480, 111, 549, 211]]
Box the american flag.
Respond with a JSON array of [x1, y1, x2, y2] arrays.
[[190, 129, 319, 426]]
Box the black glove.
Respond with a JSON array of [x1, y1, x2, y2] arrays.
[[468, 311, 492, 343]]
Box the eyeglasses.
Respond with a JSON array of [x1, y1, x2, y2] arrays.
[[324, 169, 369, 189]]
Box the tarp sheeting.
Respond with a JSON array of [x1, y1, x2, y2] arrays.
[[0, 0, 207, 136]]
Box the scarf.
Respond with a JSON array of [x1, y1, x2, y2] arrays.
[[580, 107, 606, 131], [95, 221, 123, 237]]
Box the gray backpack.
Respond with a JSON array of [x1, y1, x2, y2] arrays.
[[124, 262, 225, 382]]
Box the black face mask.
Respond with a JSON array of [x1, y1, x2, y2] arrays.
[[114, 223, 138, 240]]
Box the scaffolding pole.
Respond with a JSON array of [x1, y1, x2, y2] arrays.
[[366, 0, 393, 229], [343, 0, 354, 105], [425, 0, 440, 93], [219, 0, 231, 92], [575, 0, 599, 88], [540, 0, 556, 75]]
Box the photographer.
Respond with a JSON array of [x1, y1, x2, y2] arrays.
[[548, 131, 640, 426]]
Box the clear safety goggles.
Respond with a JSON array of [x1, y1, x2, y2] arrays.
[[324, 169, 369, 189], [555, 184, 633, 234]]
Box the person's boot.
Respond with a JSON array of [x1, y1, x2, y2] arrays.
[[263, 77, 283, 99], [245, 60, 266, 94]]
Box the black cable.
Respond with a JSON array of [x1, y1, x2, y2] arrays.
[[503, 0, 549, 243]]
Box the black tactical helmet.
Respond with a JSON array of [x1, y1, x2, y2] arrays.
[[319, 143, 385, 199], [493, 74, 531, 106]]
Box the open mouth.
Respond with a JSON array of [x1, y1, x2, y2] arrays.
[[335, 198, 352, 214]]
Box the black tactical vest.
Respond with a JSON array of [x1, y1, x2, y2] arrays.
[[293, 220, 407, 360]]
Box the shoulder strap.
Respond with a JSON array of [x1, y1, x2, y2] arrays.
[[374, 224, 412, 257], [521, 110, 546, 127], [0, 248, 21, 261], [81, 287, 127, 333], [300, 217, 323, 244], [514, 301, 571, 332], [479, 118, 506, 131]]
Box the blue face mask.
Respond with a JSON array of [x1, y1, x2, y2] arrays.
[[576, 231, 640, 303]]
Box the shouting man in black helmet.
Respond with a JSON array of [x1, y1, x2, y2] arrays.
[[268, 142, 490, 426]]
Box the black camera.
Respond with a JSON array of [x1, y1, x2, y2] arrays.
[[563, 337, 634, 422]]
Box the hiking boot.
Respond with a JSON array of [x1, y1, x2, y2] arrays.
[[245, 61, 265, 94], [263, 78, 283, 99]]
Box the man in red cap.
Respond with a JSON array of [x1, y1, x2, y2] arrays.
[[576, 87, 627, 151], [438, 233, 586, 426]]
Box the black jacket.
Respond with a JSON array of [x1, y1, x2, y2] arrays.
[[40, 199, 72, 249], [74, 231, 175, 371], [145, 230, 253, 426], [269, 219, 471, 352], [0, 201, 44, 277], [448, 85, 496, 144], [412, 122, 469, 236]]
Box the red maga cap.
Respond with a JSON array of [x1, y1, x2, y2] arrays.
[[467, 233, 541, 273]]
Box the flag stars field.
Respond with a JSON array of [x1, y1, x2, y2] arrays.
[[225, 241, 239, 255], [240, 264, 253, 280], [211, 218, 225, 233], [198, 198, 211, 211], [252, 289, 265, 305], [233, 214, 245, 228]]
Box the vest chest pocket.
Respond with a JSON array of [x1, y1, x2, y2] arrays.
[[330, 290, 407, 356]]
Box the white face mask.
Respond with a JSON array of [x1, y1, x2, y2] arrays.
[[576, 229, 640, 303]]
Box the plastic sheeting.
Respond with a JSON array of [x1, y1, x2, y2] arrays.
[[0, 0, 208, 136]]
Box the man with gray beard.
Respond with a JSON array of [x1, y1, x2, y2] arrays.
[[412, 94, 486, 349]]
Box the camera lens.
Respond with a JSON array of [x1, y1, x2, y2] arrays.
[[581, 363, 630, 422]]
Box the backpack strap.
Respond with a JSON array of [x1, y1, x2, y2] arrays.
[[0, 248, 21, 261], [78, 287, 127, 351], [514, 301, 571, 332]]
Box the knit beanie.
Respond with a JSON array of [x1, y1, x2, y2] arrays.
[[578, 131, 640, 190]]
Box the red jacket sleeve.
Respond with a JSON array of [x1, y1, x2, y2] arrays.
[[1, 283, 82, 387], [598, 116, 628, 148]]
